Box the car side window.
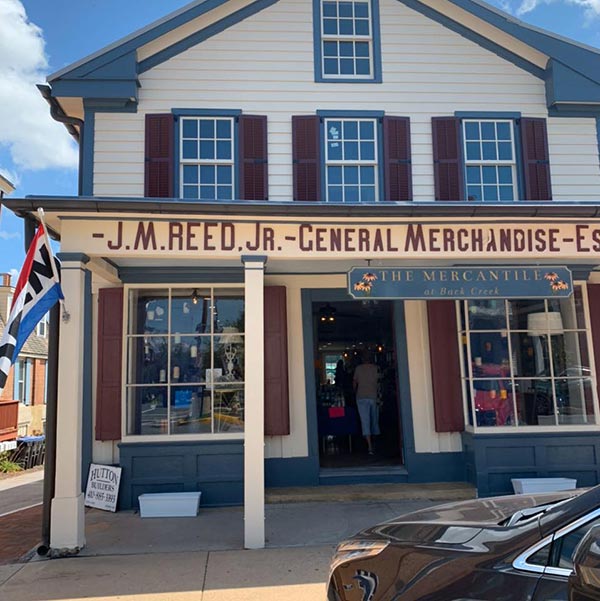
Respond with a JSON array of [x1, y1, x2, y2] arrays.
[[551, 516, 600, 571], [528, 545, 550, 567]]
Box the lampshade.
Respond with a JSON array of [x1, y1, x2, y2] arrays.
[[527, 312, 564, 336], [222, 326, 243, 343]]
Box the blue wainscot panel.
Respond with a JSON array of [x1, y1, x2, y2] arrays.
[[462, 432, 600, 496], [118, 440, 244, 509]]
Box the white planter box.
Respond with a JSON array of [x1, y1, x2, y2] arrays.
[[511, 478, 577, 494], [138, 492, 201, 518]]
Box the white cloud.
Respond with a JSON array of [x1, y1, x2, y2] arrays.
[[514, 0, 600, 18], [0, 230, 20, 240], [0, 0, 78, 171], [9, 268, 19, 285]]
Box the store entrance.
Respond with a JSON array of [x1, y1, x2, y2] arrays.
[[313, 300, 403, 469]]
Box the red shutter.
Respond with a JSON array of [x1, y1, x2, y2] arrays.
[[587, 285, 600, 405], [520, 118, 552, 201], [95, 288, 123, 441], [264, 286, 290, 436], [427, 300, 465, 433], [144, 114, 174, 198], [432, 117, 464, 201], [383, 116, 412, 201], [292, 115, 321, 201], [239, 115, 268, 201]]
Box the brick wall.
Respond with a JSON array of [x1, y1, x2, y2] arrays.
[[32, 359, 46, 406], [0, 367, 14, 402]]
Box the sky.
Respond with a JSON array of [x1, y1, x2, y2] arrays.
[[1, 0, 600, 281]]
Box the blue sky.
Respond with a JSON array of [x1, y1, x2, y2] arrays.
[[1, 0, 600, 279]]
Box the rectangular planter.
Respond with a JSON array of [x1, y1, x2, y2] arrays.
[[138, 492, 201, 518], [511, 478, 577, 494]]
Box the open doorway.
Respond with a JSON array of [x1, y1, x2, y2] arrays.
[[313, 300, 403, 469]]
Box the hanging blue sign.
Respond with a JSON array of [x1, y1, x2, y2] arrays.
[[348, 266, 573, 300]]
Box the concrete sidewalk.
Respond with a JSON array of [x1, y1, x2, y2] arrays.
[[0, 485, 470, 600]]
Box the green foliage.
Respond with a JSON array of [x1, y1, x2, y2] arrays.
[[0, 451, 22, 473]]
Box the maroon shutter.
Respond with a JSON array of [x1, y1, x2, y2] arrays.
[[144, 114, 174, 198], [427, 300, 465, 433], [432, 117, 464, 201], [383, 116, 412, 201], [264, 286, 290, 436], [96, 288, 123, 441], [239, 115, 268, 201], [292, 115, 321, 201], [587, 285, 600, 405], [520, 118, 552, 201]]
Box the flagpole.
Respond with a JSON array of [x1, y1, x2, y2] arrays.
[[36, 208, 69, 322]]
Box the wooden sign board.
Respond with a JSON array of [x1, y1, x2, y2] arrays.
[[85, 464, 122, 512]]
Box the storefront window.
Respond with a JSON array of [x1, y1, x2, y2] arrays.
[[459, 287, 598, 429], [125, 287, 245, 437]]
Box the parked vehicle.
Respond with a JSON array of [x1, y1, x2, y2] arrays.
[[327, 486, 600, 600], [569, 525, 600, 601]]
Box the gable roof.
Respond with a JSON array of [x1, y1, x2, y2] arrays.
[[46, 0, 600, 115], [0, 314, 48, 359]]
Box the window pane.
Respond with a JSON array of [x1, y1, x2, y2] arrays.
[[474, 380, 515, 426], [129, 290, 169, 335], [329, 186, 343, 202], [323, 2, 337, 17], [343, 120, 358, 138], [183, 165, 199, 184], [481, 122, 496, 140], [508, 299, 546, 330], [359, 120, 374, 138], [466, 166, 481, 184], [464, 122, 479, 140], [170, 336, 210, 384], [328, 166, 343, 185], [127, 337, 168, 385], [214, 385, 244, 433], [170, 385, 211, 435], [127, 386, 168, 435], [345, 141, 359, 160], [216, 119, 231, 138], [323, 19, 338, 35], [470, 333, 510, 371], [345, 165, 359, 184], [498, 142, 513, 160], [199, 120, 214, 138], [346, 186, 360, 202], [355, 19, 369, 35], [216, 140, 231, 160], [339, 2, 353, 17], [361, 186, 375, 202], [200, 165, 215, 184], [324, 58, 338, 74], [466, 142, 480, 160], [467, 300, 507, 330], [515, 379, 554, 426], [360, 166, 375, 184], [496, 122, 511, 140], [512, 333, 550, 377], [355, 2, 369, 18], [556, 379, 595, 425], [553, 332, 590, 377], [215, 337, 244, 382], [182, 140, 198, 160], [199, 140, 214, 160], [182, 119, 198, 138], [324, 41, 337, 57]]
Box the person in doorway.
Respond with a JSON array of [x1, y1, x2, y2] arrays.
[[353, 351, 380, 455]]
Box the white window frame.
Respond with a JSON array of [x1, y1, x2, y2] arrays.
[[324, 117, 379, 203], [458, 282, 600, 434], [179, 117, 235, 201], [320, 0, 374, 80], [36, 314, 48, 337], [122, 283, 245, 443], [463, 119, 518, 202]]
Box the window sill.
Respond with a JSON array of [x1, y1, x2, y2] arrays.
[[464, 425, 600, 435], [120, 433, 244, 444]]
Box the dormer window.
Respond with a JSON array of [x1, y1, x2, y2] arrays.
[[314, 0, 382, 83]]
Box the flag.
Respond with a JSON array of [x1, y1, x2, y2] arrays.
[[0, 224, 63, 393]]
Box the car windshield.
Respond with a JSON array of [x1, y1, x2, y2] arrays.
[[501, 498, 573, 527]]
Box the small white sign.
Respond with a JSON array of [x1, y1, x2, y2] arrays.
[[85, 463, 122, 512]]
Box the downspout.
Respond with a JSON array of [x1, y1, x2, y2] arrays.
[[36, 84, 84, 196], [35, 84, 83, 555]]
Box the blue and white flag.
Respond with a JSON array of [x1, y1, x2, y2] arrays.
[[0, 223, 63, 393]]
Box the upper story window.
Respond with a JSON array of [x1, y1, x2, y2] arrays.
[[458, 287, 598, 430], [36, 313, 49, 337], [432, 115, 551, 202], [325, 118, 378, 202], [13, 358, 31, 406], [180, 117, 235, 201], [314, 0, 382, 82], [464, 120, 517, 202]]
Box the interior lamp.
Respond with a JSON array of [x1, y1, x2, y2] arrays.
[[527, 312, 564, 336]]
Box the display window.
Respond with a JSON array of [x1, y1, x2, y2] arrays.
[[124, 286, 245, 438], [458, 286, 599, 430]]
